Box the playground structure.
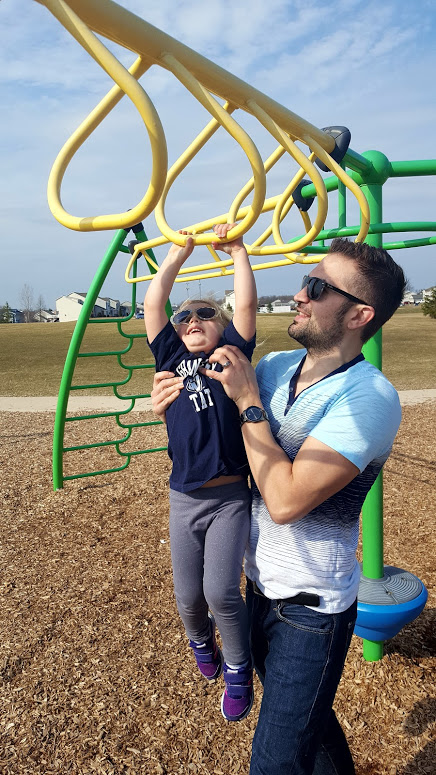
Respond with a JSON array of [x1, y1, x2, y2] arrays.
[[35, 0, 433, 661]]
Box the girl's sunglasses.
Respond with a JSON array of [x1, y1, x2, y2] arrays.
[[171, 306, 219, 325], [301, 275, 369, 306]]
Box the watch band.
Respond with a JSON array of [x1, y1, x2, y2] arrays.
[[240, 406, 269, 426]]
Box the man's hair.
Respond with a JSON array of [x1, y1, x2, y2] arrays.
[[328, 238, 407, 343], [176, 298, 232, 328]]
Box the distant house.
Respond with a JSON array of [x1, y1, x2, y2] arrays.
[[402, 287, 435, 306], [402, 291, 415, 305], [102, 297, 120, 316], [423, 286, 435, 300], [33, 309, 59, 323], [120, 301, 144, 318], [258, 299, 297, 313], [224, 290, 235, 311], [56, 292, 121, 322], [9, 308, 24, 323]]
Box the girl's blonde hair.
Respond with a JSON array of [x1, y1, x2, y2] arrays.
[[175, 298, 232, 328]]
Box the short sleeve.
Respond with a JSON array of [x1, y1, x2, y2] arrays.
[[309, 376, 402, 472], [147, 320, 186, 372], [221, 320, 256, 362]]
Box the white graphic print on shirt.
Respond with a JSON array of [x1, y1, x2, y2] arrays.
[[175, 357, 217, 413]]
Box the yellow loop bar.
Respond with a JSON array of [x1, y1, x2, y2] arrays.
[[303, 135, 370, 243], [44, 0, 167, 231], [37, 0, 337, 153], [154, 53, 266, 247], [124, 103, 239, 283], [228, 145, 287, 224], [273, 152, 316, 260], [243, 101, 328, 255], [124, 191, 322, 284], [175, 251, 324, 284]]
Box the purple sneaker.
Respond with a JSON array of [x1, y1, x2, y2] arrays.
[[188, 615, 223, 681], [221, 661, 254, 722]]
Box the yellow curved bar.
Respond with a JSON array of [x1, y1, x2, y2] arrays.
[[271, 151, 316, 244], [304, 135, 370, 243], [130, 241, 324, 284], [44, 0, 167, 231], [242, 101, 328, 256], [243, 103, 327, 254], [124, 190, 318, 284], [153, 53, 266, 247], [227, 145, 286, 224], [37, 0, 337, 154], [174, 251, 323, 283]]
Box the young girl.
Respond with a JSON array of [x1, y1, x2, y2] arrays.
[[144, 223, 257, 722]]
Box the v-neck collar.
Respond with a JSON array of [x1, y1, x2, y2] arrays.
[[284, 352, 365, 416]]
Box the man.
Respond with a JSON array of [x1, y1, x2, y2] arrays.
[[151, 238, 406, 774]]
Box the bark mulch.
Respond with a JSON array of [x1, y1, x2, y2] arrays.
[[0, 404, 435, 775]]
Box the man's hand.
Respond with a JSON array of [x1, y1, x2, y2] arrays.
[[151, 371, 184, 420], [201, 345, 261, 410], [211, 223, 246, 258]]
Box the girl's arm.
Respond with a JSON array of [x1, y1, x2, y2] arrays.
[[143, 233, 194, 343], [212, 224, 257, 341]]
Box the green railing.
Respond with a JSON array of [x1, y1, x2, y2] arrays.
[[52, 226, 171, 490]]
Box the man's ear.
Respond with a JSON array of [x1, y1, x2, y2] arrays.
[[347, 305, 375, 332]]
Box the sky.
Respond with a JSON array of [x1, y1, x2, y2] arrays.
[[1, 0, 435, 311]]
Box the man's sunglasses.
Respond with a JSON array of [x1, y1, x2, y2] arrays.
[[301, 275, 369, 306], [171, 306, 219, 325]]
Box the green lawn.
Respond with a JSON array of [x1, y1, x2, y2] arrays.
[[0, 309, 435, 396]]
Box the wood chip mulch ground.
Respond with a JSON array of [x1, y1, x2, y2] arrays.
[[0, 404, 435, 775]]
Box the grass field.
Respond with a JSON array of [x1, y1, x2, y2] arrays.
[[0, 307, 434, 396]]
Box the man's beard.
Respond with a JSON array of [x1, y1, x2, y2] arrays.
[[288, 302, 351, 354]]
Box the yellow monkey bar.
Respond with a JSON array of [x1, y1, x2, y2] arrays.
[[35, 0, 370, 281]]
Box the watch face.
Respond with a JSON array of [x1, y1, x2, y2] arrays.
[[245, 406, 263, 421]]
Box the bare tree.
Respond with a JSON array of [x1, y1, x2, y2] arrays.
[[20, 283, 35, 323], [404, 278, 414, 294], [36, 293, 45, 322]]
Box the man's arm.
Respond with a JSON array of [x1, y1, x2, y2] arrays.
[[144, 233, 194, 343], [237, 422, 358, 523], [151, 371, 184, 422], [203, 345, 359, 524], [212, 224, 256, 341]]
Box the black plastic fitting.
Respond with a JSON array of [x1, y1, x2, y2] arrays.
[[314, 126, 351, 172], [292, 179, 315, 211]]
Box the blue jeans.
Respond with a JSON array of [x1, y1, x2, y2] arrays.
[[246, 585, 357, 775]]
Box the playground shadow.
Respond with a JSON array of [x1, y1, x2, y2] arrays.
[[398, 698, 436, 775], [384, 608, 436, 659]]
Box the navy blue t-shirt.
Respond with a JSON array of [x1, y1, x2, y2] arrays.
[[148, 320, 256, 492]]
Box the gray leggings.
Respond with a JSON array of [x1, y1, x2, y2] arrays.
[[169, 481, 251, 666]]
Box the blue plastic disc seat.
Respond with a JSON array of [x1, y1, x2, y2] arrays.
[[355, 564, 428, 642]]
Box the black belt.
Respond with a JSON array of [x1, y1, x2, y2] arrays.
[[247, 578, 320, 607]]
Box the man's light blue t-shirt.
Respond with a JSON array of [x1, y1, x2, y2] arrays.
[[245, 349, 402, 613]]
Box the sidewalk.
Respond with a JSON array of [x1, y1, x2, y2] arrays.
[[0, 391, 435, 412]]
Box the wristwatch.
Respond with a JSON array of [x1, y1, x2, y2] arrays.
[[240, 406, 269, 426]]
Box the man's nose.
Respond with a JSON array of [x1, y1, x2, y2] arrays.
[[293, 287, 308, 303]]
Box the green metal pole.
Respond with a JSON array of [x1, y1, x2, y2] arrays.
[[53, 228, 129, 490], [360, 161, 385, 661], [53, 227, 168, 490], [338, 162, 347, 229]]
